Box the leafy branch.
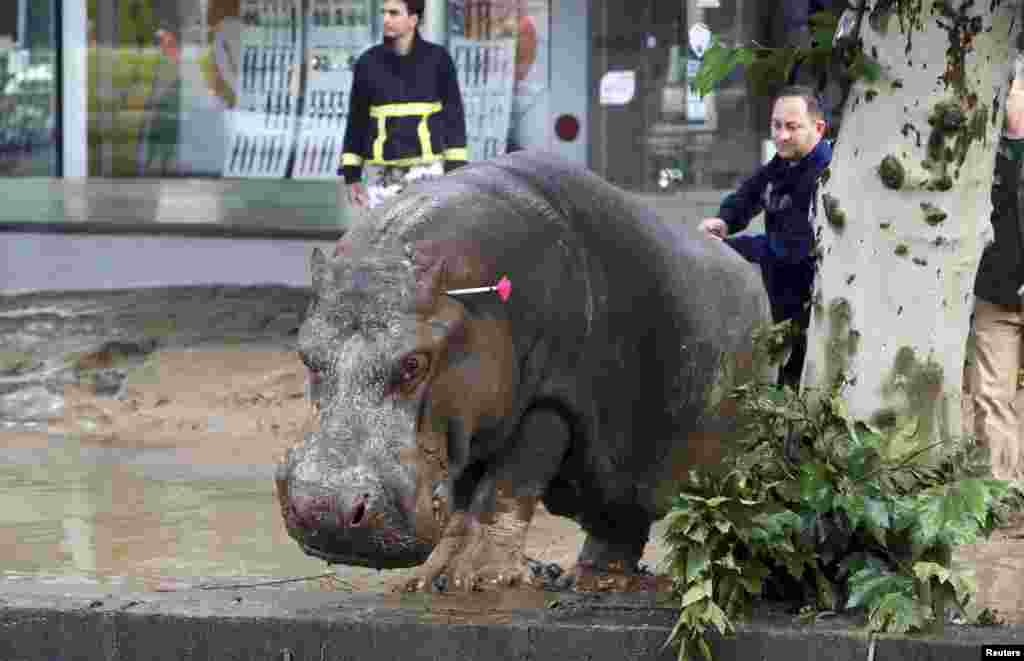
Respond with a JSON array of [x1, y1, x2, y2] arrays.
[[663, 378, 1021, 661], [690, 10, 881, 100]]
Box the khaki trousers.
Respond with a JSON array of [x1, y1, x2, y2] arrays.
[[971, 297, 1024, 483]]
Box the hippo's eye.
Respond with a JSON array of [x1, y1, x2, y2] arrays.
[[300, 351, 326, 378], [392, 353, 430, 394]]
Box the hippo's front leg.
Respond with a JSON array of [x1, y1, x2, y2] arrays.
[[403, 407, 571, 592]]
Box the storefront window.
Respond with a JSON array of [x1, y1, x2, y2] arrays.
[[83, 0, 550, 180], [447, 0, 549, 159], [86, 0, 377, 179], [0, 1, 59, 177], [589, 0, 768, 194]]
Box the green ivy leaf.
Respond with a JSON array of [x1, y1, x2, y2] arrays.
[[689, 524, 710, 545], [663, 375, 1007, 658], [735, 575, 764, 597], [867, 592, 926, 633], [702, 600, 734, 635], [949, 568, 978, 606], [799, 464, 835, 512], [698, 637, 713, 661], [686, 545, 712, 584], [815, 567, 837, 611], [885, 417, 920, 461], [749, 509, 802, 546], [853, 421, 884, 446], [863, 496, 892, 531], [713, 518, 734, 534], [829, 395, 852, 425], [746, 48, 801, 98], [714, 552, 739, 571], [780, 551, 813, 581], [957, 479, 992, 525], [913, 561, 951, 585], [835, 492, 866, 529], [680, 579, 713, 608], [691, 39, 755, 98], [910, 479, 1006, 547], [847, 568, 914, 610], [664, 509, 698, 535]]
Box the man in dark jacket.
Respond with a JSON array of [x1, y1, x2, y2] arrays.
[[699, 85, 831, 388], [971, 65, 1024, 485], [339, 0, 467, 209]]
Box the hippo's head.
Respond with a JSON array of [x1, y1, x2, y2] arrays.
[[275, 230, 517, 569]]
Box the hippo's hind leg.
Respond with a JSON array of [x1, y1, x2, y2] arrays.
[[565, 504, 670, 592], [572, 530, 667, 592], [402, 406, 571, 592]]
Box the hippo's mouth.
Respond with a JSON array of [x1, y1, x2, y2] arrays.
[[299, 541, 430, 569], [288, 518, 434, 570]]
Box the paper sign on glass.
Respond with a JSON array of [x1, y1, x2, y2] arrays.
[[599, 70, 636, 106]]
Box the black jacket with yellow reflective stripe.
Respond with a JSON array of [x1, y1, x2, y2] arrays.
[[339, 33, 468, 184]]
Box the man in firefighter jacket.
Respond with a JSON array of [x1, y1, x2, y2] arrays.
[[339, 0, 468, 209]]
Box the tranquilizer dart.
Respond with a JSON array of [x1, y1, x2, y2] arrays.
[[446, 275, 512, 302]]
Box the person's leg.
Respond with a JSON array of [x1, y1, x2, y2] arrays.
[[763, 257, 815, 389], [971, 298, 1024, 483]]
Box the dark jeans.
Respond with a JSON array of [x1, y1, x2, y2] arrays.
[[725, 234, 815, 388]]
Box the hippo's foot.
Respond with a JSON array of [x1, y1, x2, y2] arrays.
[[566, 533, 671, 593], [401, 512, 539, 592], [570, 561, 671, 593]]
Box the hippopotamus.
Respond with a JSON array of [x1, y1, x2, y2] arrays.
[[275, 151, 771, 592]]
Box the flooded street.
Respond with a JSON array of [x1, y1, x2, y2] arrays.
[[0, 431, 327, 592], [0, 343, 1022, 624], [3, 426, 1023, 624]]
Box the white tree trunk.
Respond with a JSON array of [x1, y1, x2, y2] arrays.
[[802, 1, 1021, 443]]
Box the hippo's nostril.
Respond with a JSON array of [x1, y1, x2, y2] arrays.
[[350, 495, 369, 527]]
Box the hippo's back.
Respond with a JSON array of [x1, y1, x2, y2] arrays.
[[381, 151, 771, 518]]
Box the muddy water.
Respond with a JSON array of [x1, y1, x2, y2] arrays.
[[2, 429, 1023, 623], [0, 432, 329, 592], [0, 338, 1022, 620]]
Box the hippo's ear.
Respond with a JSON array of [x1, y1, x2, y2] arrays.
[[415, 257, 448, 310], [310, 247, 333, 291]]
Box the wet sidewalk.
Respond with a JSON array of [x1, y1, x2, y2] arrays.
[[3, 579, 1024, 661]]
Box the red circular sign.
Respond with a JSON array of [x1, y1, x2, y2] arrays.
[[555, 114, 580, 142]]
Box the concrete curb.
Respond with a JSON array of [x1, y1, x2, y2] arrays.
[[3, 582, 1024, 660]]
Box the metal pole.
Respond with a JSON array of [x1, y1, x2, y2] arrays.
[[17, 0, 27, 48], [62, 0, 87, 177]]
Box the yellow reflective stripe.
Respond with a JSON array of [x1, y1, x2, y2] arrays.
[[367, 102, 444, 164], [418, 115, 434, 160], [341, 152, 363, 166], [365, 154, 444, 167], [369, 102, 442, 118], [373, 114, 387, 162], [443, 148, 468, 161]]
